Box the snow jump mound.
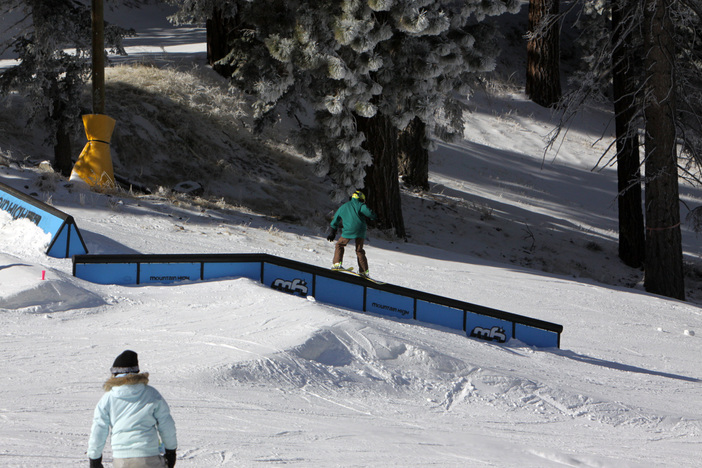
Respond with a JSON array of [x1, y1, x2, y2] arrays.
[[73, 253, 563, 348]]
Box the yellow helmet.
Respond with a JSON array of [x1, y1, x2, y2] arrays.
[[352, 190, 366, 202]]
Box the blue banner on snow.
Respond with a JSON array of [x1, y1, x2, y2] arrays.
[[0, 180, 88, 258], [72, 253, 563, 348]]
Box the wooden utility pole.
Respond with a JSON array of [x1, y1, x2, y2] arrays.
[[91, 0, 105, 114]]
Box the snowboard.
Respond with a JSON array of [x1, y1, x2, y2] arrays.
[[331, 266, 385, 285]]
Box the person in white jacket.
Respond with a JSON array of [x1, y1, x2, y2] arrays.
[[88, 350, 177, 468]]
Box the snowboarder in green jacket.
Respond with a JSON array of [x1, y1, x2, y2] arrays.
[[327, 190, 378, 277]]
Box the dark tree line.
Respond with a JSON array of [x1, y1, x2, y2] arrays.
[[534, 0, 702, 300]]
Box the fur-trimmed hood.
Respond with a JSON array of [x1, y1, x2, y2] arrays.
[[103, 372, 150, 391]]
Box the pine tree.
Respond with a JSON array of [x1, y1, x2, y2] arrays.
[[0, 0, 130, 176], [611, 0, 645, 269], [169, 0, 520, 236], [398, 117, 429, 191], [556, 0, 702, 299], [643, 0, 684, 300], [526, 0, 561, 107]]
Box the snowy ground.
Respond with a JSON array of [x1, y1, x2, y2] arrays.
[[1, 3, 702, 468]]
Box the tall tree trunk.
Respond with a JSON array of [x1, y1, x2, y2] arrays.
[[611, 0, 645, 268], [398, 117, 429, 191], [643, 0, 685, 299], [53, 100, 73, 177], [207, 8, 235, 76], [526, 0, 562, 107], [91, 0, 105, 114], [358, 113, 406, 238]]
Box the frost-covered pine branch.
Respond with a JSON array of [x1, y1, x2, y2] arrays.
[[170, 0, 520, 203]]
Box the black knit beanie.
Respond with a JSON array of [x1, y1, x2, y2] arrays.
[[110, 350, 140, 375]]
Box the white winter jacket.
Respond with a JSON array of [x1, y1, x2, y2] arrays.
[[88, 373, 177, 460]]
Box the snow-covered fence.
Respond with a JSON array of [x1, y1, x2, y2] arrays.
[[72, 253, 563, 348], [0, 181, 88, 258]]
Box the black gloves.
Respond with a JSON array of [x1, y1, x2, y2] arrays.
[[165, 449, 177, 468], [89, 457, 103, 468], [326, 228, 337, 242]]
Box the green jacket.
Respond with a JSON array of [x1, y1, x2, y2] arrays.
[[330, 198, 377, 239]]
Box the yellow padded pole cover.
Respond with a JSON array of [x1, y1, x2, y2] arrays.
[[70, 114, 116, 188]]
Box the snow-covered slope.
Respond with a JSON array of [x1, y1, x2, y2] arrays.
[[1, 174, 700, 467], [1, 4, 701, 467]]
